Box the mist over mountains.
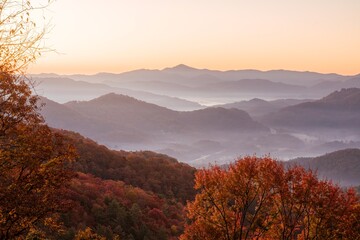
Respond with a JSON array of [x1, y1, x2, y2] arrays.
[[262, 88, 360, 130], [40, 94, 270, 165], [33, 65, 360, 166], [34, 77, 203, 111], [33, 64, 360, 105]]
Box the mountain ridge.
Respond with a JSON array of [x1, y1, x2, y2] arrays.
[[262, 88, 360, 129], [286, 148, 360, 186]]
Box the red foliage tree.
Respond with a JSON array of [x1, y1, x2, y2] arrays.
[[181, 156, 360, 240]]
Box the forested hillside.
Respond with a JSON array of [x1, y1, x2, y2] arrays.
[[262, 88, 360, 129], [60, 130, 197, 202], [1, 1, 360, 239], [287, 148, 360, 186], [60, 173, 186, 240]]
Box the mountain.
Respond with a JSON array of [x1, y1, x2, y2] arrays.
[[163, 65, 347, 86], [66, 64, 348, 87], [106, 77, 311, 100], [180, 107, 267, 132], [166, 63, 198, 71], [262, 88, 360, 130], [53, 129, 196, 239], [286, 148, 360, 186], [310, 75, 360, 96], [108, 80, 193, 96], [34, 77, 113, 103], [217, 98, 310, 117], [63, 93, 267, 134], [40, 96, 150, 144], [39, 96, 101, 135], [60, 130, 197, 202], [34, 77, 203, 111], [40, 94, 269, 165], [41, 93, 359, 167], [33, 66, 359, 104], [319, 88, 360, 109], [64, 93, 179, 133], [201, 79, 306, 93], [113, 87, 203, 111]]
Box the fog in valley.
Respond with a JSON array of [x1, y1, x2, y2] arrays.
[[34, 65, 360, 167]]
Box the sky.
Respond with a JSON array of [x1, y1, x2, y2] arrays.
[[28, 0, 360, 75]]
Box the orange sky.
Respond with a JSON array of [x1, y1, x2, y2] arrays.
[[28, 0, 360, 75]]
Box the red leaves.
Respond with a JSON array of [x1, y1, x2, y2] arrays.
[[63, 173, 186, 239], [0, 123, 76, 239], [182, 156, 360, 240]]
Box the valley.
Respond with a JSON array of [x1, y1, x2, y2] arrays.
[[34, 65, 360, 166]]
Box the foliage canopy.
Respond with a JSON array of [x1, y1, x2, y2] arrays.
[[181, 156, 360, 240]]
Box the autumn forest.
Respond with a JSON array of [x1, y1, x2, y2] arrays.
[[1, 1, 360, 240]]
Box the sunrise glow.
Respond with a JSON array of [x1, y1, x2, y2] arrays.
[[29, 0, 360, 75]]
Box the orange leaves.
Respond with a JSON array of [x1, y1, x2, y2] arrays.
[[183, 157, 282, 240], [0, 123, 76, 239], [0, 73, 41, 137], [182, 156, 360, 240], [74, 227, 106, 240], [0, 65, 76, 238]]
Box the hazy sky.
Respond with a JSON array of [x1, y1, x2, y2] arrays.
[[29, 0, 360, 75]]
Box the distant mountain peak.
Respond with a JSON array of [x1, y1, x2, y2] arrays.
[[167, 64, 197, 71], [249, 98, 268, 103], [90, 93, 140, 103]]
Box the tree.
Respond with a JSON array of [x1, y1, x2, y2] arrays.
[[181, 156, 282, 240], [0, 72, 40, 136], [1, 0, 49, 135], [0, 123, 76, 239], [1, 0, 48, 75], [181, 156, 360, 240], [0, 0, 77, 238], [270, 167, 360, 240]]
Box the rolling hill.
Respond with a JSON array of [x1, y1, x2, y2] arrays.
[[60, 93, 268, 134], [286, 148, 360, 186], [34, 77, 203, 111], [40, 94, 269, 165], [262, 88, 360, 130], [310, 74, 360, 96], [217, 98, 310, 117], [49, 129, 196, 239], [60, 129, 197, 202], [201, 79, 306, 94]]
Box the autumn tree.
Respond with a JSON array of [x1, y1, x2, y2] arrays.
[[267, 166, 360, 240], [181, 156, 360, 240], [0, 0, 49, 74], [181, 157, 283, 240], [0, 0, 49, 135], [0, 0, 77, 238], [269, 166, 318, 240], [0, 122, 76, 239], [0, 72, 40, 136]]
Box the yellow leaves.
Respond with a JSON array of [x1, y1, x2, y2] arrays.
[[75, 227, 107, 240], [0, 0, 49, 74]]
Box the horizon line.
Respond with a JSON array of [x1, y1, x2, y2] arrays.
[[28, 64, 359, 77]]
